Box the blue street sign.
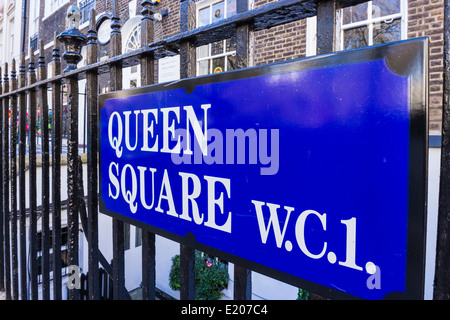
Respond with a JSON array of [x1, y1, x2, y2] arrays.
[[99, 38, 428, 300]]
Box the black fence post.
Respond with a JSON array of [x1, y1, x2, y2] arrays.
[[233, 0, 252, 301], [51, 33, 63, 300], [434, 0, 450, 300], [86, 8, 100, 301], [110, 0, 127, 301], [3, 63, 11, 300], [10, 59, 18, 300], [140, 0, 157, 301], [179, 0, 196, 300], [28, 51, 39, 300], [309, 0, 342, 300], [18, 53, 27, 300], [66, 73, 80, 301], [38, 39, 51, 300]]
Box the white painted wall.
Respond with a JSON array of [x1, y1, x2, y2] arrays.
[[424, 146, 441, 300], [0, 0, 24, 66]]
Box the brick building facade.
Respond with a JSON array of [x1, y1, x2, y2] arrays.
[[8, 0, 442, 133]]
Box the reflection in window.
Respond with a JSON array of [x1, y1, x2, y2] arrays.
[[37, 226, 69, 283], [343, 26, 368, 50], [135, 227, 142, 247], [196, 0, 237, 76], [341, 0, 405, 50], [198, 0, 236, 27], [342, 2, 368, 24], [125, 25, 141, 53], [373, 19, 401, 45], [197, 38, 236, 76], [124, 223, 131, 251]]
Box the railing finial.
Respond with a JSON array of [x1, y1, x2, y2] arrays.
[[87, 8, 98, 45], [57, 5, 87, 72]]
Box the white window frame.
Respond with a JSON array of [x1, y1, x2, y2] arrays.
[[123, 23, 141, 89], [0, 29, 3, 65], [196, 0, 234, 28], [44, 0, 70, 21], [195, 0, 237, 76], [7, 16, 14, 62], [78, 0, 96, 27], [29, 0, 40, 47], [337, 0, 408, 51]]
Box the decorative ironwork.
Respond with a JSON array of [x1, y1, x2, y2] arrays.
[[57, 5, 87, 72]]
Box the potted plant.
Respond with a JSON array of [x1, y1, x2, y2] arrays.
[[169, 250, 230, 300]]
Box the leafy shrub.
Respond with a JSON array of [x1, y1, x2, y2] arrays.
[[297, 288, 310, 300], [169, 250, 230, 300]]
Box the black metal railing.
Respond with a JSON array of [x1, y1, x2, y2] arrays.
[[0, 0, 379, 301], [0, 0, 447, 301]]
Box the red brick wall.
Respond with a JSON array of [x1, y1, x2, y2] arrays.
[[407, 0, 445, 133], [253, 0, 307, 66], [154, 0, 181, 39], [30, 0, 445, 132]]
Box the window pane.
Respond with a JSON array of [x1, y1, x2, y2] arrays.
[[125, 26, 141, 53], [226, 0, 237, 18], [373, 19, 401, 45], [372, 0, 400, 17], [61, 226, 68, 246], [342, 2, 368, 24], [135, 227, 142, 247], [61, 249, 68, 268], [197, 44, 209, 59], [124, 223, 130, 250], [212, 1, 225, 23], [198, 60, 210, 76], [226, 38, 236, 52], [343, 26, 369, 50], [199, 7, 210, 27], [211, 41, 224, 56], [212, 57, 225, 73]]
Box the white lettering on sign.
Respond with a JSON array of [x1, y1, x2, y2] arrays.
[[107, 162, 232, 233], [251, 200, 377, 274], [107, 104, 210, 156], [105, 102, 379, 283], [107, 104, 279, 175]]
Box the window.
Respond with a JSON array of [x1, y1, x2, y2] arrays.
[[125, 25, 141, 53], [37, 226, 69, 283], [124, 223, 131, 251], [0, 30, 3, 64], [124, 223, 142, 251], [123, 24, 141, 89], [29, 0, 40, 48], [8, 18, 14, 61], [339, 0, 407, 51], [197, 0, 237, 27], [196, 0, 237, 76], [197, 38, 237, 75], [79, 0, 96, 25], [45, 0, 70, 19], [10, 33, 14, 59], [135, 227, 142, 247]]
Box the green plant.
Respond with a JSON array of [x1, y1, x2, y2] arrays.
[[169, 250, 230, 300], [297, 288, 310, 300]]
